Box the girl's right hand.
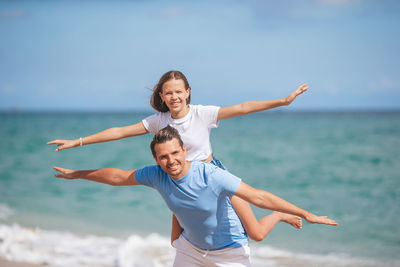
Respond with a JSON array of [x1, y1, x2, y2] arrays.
[[47, 139, 79, 151]]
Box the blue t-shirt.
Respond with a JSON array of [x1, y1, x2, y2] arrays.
[[135, 161, 248, 250]]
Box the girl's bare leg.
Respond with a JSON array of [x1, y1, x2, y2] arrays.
[[171, 214, 183, 245], [231, 195, 302, 241]]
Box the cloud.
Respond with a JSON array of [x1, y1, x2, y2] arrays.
[[158, 8, 187, 18], [314, 0, 360, 6], [0, 85, 15, 95], [0, 8, 25, 18], [368, 77, 400, 92], [324, 83, 340, 95]]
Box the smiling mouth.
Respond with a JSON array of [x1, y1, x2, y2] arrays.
[[167, 164, 179, 171]]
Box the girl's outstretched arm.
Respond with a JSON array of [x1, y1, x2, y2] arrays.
[[48, 121, 148, 151], [217, 84, 308, 121]]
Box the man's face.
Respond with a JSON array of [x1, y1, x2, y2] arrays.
[[154, 138, 187, 179]]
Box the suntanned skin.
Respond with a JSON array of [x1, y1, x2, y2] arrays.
[[47, 80, 308, 151], [48, 79, 309, 242], [54, 138, 338, 240]]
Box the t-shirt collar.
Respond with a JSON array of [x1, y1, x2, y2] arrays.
[[170, 105, 192, 124], [170, 161, 193, 184]]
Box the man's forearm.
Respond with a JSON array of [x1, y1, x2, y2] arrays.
[[235, 183, 308, 218], [54, 166, 138, 186], [63, 168, 131, 186], [257, 190, 308, 218], [72, 169, 118, 185]]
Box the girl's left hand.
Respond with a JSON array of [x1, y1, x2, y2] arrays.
[[285, 84, 309, 105]]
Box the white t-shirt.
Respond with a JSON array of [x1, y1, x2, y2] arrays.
[[142, 104, 220, 161]]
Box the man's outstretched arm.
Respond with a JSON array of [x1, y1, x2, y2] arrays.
[[53, 166, 139, 186], [234, 182, 338, 226]]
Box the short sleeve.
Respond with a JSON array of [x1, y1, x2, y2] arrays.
[[208, 165, 242, 197], [196, 105, 220, 129], [142, 113, 161, 134], [135, 165, 160, 188]]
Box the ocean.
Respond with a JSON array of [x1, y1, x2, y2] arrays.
[[0, 111, 399, 267]]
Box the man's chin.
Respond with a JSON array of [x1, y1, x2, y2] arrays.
[[168, 169, 183, 178]]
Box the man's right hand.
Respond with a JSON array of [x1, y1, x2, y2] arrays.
[[53, 166, 77, 179], [47, 139, 79, 151]]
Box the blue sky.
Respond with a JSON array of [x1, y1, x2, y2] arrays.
[[1, 0, 399, 111]]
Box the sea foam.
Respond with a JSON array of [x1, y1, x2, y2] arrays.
[[0, 223, 174, 267], [0, 204, 14, 222], [1, 223, 393, 267]]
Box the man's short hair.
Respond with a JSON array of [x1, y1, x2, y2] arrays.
[[150, 125, 184, 157]]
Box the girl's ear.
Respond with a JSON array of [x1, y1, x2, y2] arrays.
[[159, 91, 164, 102], [185, 87, 191, 102]]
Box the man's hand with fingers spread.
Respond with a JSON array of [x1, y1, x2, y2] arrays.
[[304, 211, 338, 226]]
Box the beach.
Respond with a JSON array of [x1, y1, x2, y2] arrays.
[[0, 258, 42, 267], [1, 111, 399, 266]]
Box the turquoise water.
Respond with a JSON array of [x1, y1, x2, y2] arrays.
[[0, 111, 399, 266]]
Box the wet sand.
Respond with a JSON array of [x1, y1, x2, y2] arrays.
[[0, 258, 42, 267]]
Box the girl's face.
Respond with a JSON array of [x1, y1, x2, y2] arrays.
[[159, 79, 190, 114]]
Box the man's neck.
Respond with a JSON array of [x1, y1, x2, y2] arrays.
[[171, 161, 191, 180]]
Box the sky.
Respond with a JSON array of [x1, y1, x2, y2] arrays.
[[1, 0, 399, 111]]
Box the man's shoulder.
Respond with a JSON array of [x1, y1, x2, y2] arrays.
[[191, 160, 214, 170], [138, 164, 163, 172], [190, 161, 223, 178], [136, 164, 166, 182]]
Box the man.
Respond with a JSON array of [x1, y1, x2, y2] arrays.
[[54, 126, 337, 267]]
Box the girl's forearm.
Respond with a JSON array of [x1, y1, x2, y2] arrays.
[[80, 123, 148, 146], [80, 127, 124, 146], [239, 99, 288, 115]]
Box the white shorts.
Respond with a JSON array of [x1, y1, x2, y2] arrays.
[[172, 235, 251, 267]]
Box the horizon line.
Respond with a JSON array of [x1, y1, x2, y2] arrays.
[[1, 107, 400, 114]]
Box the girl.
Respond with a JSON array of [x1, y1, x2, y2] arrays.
[[48, 70, 308, 243]]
